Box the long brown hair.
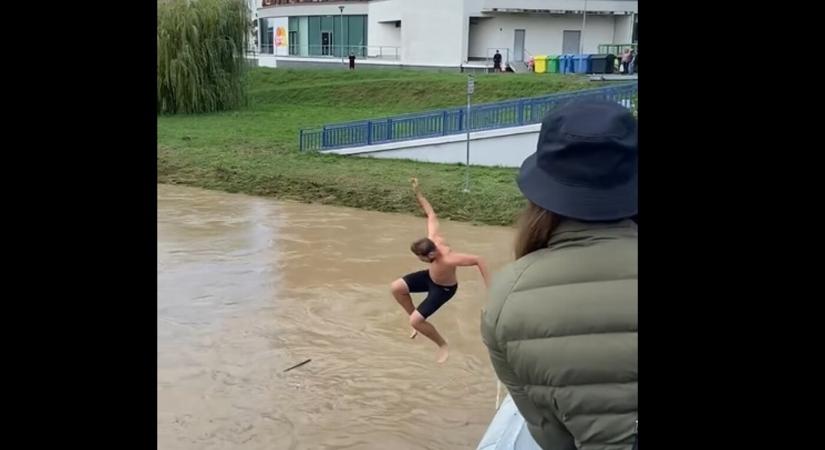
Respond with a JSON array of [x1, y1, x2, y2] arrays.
[[514, 202, 564, 259]]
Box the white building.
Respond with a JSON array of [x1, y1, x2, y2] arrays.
[[257, 0, 637, 70]]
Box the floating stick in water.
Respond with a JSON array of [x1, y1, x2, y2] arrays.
[[283, 358, 312, 372]]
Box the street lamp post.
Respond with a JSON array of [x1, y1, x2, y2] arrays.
[[463, 75, 474, 193], [580, 0, 588, 54], [339, 6, 345, 65]]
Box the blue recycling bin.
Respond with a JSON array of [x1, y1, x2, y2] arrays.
[[561, 54, 575, 74], [573, 54, 592, 73]]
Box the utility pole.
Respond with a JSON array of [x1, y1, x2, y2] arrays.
[[464, 75, 474, 193]]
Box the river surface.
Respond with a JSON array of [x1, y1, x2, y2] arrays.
[[157, 184, 516, 449]]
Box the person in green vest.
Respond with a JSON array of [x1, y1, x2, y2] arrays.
[[481, 100, 638, 449]]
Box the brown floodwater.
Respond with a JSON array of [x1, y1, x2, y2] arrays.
[[157, 184, 516, 450]]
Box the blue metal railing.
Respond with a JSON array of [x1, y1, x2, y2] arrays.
[[299, 82, 638, 152]]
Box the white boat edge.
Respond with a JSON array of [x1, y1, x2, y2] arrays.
[[476, 394, 542, 450]]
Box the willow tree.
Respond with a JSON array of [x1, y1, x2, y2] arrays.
[[157, 0, 251, 114]]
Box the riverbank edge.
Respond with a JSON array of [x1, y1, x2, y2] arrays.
[[156, 150, 526, 227]]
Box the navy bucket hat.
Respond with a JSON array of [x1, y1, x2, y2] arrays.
[[517, 99, 638, 221]]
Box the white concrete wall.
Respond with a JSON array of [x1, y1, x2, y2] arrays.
[[468, 18, 497, 60], [613, 13, 634, 43], [462, 0, 487, 62], [399, 0, 467, 66], [367, 1, 402, 57], [368, 0, 465, 65], [258, 55, 278, 68], [368, 23, 401, 57], [368, 0, 401, 22], [483, 0, 637, 14], [468, 13, 620, 58], [382, 23, 401, 48], [326, 124, 541, 168], [466, 0, 486, 15]]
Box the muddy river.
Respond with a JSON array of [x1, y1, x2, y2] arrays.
[[158, 184, 516, 449]]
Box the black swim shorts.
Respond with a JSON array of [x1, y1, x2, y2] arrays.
[[401, 270, 458, 318]]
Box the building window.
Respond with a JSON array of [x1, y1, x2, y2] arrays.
[[289, 31, 298, 55], [288, 16, 299, 55], [321, 31, 332, 55], [259, 14, 370, 58], [259, 18, 274, 54], [302, 15, 368, 57]]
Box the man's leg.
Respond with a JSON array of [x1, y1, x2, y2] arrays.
[[410, 311, 449, 363], [390, 278, 420, 338]]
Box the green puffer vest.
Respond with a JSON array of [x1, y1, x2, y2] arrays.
[[481, 220, 637, 450]]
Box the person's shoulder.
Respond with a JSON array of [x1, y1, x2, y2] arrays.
[[484, 253, 546, 315], [433, 238, 449, 252], [482, 257, 536, 346], [483, 250, 574, 345]]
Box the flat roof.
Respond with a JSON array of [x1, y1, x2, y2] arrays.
[[481, 9, 633, 14]]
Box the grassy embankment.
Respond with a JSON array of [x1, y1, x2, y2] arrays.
[[158, 68, 595, 225]]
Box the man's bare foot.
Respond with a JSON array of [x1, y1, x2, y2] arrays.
[[410, 329, 418, 339], [436, 344, 449, 363]]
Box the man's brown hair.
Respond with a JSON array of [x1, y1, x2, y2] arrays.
[[410, 238, 436, 256]]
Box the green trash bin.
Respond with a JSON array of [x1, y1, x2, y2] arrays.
[[533, 55, 548, 73], [548, 56, 560, 73]]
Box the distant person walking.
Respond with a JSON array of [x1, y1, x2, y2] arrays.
[[621, 48, 633, 74], [493, 50, 502, 72]]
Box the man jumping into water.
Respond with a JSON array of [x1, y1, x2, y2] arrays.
[[390, 178, 490, 363]]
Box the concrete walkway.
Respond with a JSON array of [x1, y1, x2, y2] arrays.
[[590, 74, 638, 81]]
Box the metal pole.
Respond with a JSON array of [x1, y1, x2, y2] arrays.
[[344, 10, 348, 59], [464, 92, 470, 192], [339, 6, 345, 65], [580, 0, 587, 54], [464, 75, 473, 193]]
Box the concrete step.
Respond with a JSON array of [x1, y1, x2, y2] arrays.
[[510, 61, 529, 73]]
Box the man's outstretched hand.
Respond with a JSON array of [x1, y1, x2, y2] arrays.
[[410, 177, 420, 192]]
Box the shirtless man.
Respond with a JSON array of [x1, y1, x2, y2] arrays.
[[390, 178, 490, 363]]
